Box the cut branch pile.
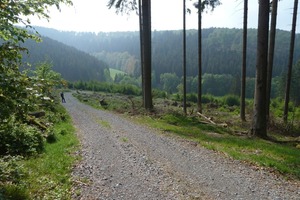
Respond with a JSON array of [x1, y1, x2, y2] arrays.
[[197, 112, 228, 127]]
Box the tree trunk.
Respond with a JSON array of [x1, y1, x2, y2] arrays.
[[266, 0, 278, 122], [240, 0, 248, 121], [138, 0, 144, 105], [197, 0, 202, 113], [141, 0, 153, 110], [284, 0, 298, 122], [252, 0, 269, 139], [183, 0, 187, 115]]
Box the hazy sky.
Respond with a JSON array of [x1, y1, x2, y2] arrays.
[[30, 0, 298, 33]]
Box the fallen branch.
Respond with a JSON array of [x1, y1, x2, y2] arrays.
[[27, 117, 47, 131], [197, 112, 228, 128], [197, 112, 216, 125]]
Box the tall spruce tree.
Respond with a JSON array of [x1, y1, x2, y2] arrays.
[[251, 0, 270, 138], [183, 0, 187, 115], [108, 0, 153, 110], [193, 0, 221, 114], [266, 0, 279, 122], [283, 0, 298, 122], [241, 0, 248, 121]]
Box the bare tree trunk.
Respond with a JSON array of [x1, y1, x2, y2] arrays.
[[284, 0, 298, 122], [141, 0, 153, 110], [183, 0, 187, 115], [252, 0, 269, 139], [138, 0, 144, 105], [197, 0, 202, 113], [266, 0, 278, 122], [240, 0, 248, 121]]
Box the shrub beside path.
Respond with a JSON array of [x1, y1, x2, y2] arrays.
[[63, 93, 300, 199]]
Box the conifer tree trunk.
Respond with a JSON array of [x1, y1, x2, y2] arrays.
[[138, 0, 144, 104], [197, 0, 202, 113], [240, 0, 248, 121], [183, 0, 187, 115], [252, 0, 269, 138], [284, 0, 298, 122], [266, 0, 278, 122], [141, 0, 153, 110]]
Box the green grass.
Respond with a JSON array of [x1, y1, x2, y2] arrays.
[[135, 115, 300, 179], [121, 137, 129, 142], [109, 68, 126, 80], [22, 121, 79, 199], [96, 118, 111, 129], [1, 106, 80, 200]]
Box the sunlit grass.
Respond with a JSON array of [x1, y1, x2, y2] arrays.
[[109, 68, 126, 80], [18, 109, 79, 199], [96, 118, 111, 129], [135, 115, 300, 179]]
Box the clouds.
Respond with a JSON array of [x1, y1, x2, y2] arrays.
[[29, 0, 299, 33]]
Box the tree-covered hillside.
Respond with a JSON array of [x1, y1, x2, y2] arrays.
[[22, 36, 109, 81], [34, 27, 300, 79]]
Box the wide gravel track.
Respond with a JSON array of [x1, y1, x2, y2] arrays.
[[63, 92, 300, 200]]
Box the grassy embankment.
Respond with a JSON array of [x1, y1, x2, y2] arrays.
[[73, 91, 300, 180], [0, 105, 79, 200]]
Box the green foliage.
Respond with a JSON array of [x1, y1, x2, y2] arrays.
[[160, 73, 180, 94], [186, 93, 198, 103], [201, 94, 217, 104], [71, 80, 142, 96], [0, 105, 79, 200], [0, 156, 25, 184], [0, 0, 72, 43], [35, 27, 300, 86], [114, 73, 140, 88], [93, 51, 138, 76], [222, 95, 240, 107], [0, 116, 44, 155], [0, 0, 72, 156], [0, 184, 29, 200], [0, 156, 29, 200], [23, 37, 108, 82], [152, 89, 167, 99], [109, 68, 126, 80]]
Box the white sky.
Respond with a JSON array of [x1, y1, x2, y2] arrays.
[[30, 0, 299, 33]]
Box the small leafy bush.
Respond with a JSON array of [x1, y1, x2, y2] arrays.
[[223, 95, 240, 107], [0, 155, 29, 200], [201, 94, 215, 104], [0, 156, 25, 184], [187, 93, 197, 103], [0, 184, 29, 200], [152, 89, 167, 99], [46, 131, 57, 144], [0, 116, 44, 155]]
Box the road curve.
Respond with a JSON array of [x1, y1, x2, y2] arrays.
[[63, 92, 300, 200]]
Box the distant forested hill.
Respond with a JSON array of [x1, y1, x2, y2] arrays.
[[34, 26, 300, 80], [22, 36, 109, 81]]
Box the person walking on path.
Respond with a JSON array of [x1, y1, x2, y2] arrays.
[[60, 92, 66, 103]]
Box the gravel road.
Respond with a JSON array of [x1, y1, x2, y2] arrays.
[[63, 92, 300, 200]]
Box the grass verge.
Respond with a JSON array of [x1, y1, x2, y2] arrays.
[[0, 105, 80, 200], [135, 115, 300, 180]]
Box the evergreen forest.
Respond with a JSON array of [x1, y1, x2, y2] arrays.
[[27, 27, 300, 102]]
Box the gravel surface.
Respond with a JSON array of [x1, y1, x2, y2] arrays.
[[63, 93, 300, 200]]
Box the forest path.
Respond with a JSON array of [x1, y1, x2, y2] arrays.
[[63, 92, 299, 200]]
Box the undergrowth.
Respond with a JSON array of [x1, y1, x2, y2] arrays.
[[0, 104, 79, 200]]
